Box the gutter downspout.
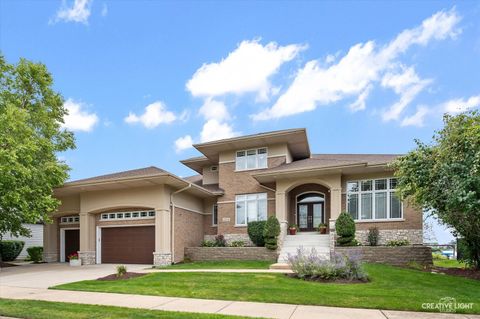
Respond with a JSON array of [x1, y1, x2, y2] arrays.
[[170, 184, 192, 264]]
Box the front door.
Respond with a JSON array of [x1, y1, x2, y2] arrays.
[[64, 229, 80, 261], [297, 202, 324, 231]]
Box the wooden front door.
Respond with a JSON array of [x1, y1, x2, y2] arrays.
[[297, 202, 324, 231], [64, 229, 80, 260]]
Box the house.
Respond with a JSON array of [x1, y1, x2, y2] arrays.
[[3, 223, 43, 260], [43, 128, 423, 266]]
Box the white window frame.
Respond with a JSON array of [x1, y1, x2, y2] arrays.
[[60, 215, 80, 224], [100, 210, 155, 221], [235, 147, 268, 171], [235, 193, 268, 226], [346, 178, 403, 221], [212, 204, 218, 226]]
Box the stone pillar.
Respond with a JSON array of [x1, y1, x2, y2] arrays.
[[79, 212, 96, 265], [43, 218, 59, 262], [329, 219, 336, 255], [154, 208, 172, 266]]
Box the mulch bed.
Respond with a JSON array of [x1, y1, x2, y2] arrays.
[[432, 267, 480, 281], [0, 261, 18, 268], [285, 273, 369, 284], [97, 272, 147, 281]]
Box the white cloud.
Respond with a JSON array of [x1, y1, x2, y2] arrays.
[[401, 106, 430, 127], [51, 0, 92, 24], [200, 119, 238, 143], [186, 39, 305, 101], [441, 95, 480, 114], [62, 98, 99, 132], [349, 84, 373, 111], [252, 8, 461, 121], [199, 99, 230, 121], [125, 101, 177, 129], [175, 135, 194, 153], [101, 3, 108, 17]]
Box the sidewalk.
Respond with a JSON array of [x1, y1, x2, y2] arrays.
[[1, 286, 478, 319]]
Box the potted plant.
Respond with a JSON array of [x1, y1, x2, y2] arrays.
[[318, 223, 327, 234], [288, 224, 298, 235], [68, 253, 81, 266]]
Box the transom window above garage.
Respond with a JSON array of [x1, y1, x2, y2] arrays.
[[60, 215, 79, 224], [100, 210, 155, 220]]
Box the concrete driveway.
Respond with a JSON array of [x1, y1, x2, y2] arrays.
[[0, 263, 151, 289]]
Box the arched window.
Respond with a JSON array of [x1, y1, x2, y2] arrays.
[[297, 193, 324, 204]]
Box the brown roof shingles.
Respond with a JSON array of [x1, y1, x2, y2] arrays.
[[65, 166, 167, 185]]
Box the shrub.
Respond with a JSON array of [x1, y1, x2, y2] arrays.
[[214, 234, 226, 247], [116, 265, 127, 277], [287, 248, 368, 281], [432, 252, 447, 260], [26, 246, 43, 263], [229, 240, 245, 247], [386, 239, 410, 246], [200, 240, 215, 247], [367, 227, 379, 246], [335, 212, 356, 246], [0, 240, 25, 261], [247, 221, 266, 247], [263, 216, 280, 250]]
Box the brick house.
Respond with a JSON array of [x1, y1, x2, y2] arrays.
[[43, 128, 423, 266]]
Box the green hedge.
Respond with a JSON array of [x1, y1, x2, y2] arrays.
[[26, 246, 43, 263], [0, 240, 25, 261], [247, 221, 267, 247], [263, 216, 280, 250], [335, 211, 356, 246]]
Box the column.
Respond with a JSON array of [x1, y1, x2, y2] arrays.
[[153, 208, 171, 266], [43, 218, 58, 262], [78, 212, 96, 265], [329, 187, 342, 256], [275, 191, 288, 250]]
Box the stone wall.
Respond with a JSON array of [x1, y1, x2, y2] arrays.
[[204, 233, 254, 246], [355, 229, 423, 245], [185, 247, 278, 261], [335, 246, 433, 266]]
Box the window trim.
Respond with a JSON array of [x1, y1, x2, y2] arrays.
[[235, 192, 268, 226], [346, 177, 403, 221], [235, 147, 268, 171], [212, 204, 218, 226], [100, 210, 155, 221], [60, 215, 80, 224]]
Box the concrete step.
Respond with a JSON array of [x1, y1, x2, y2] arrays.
[[269, 263, 291, 270]]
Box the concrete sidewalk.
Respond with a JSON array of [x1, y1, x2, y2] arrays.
[[1, 286, 478, 319]]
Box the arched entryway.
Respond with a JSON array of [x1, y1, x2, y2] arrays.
[[297, 193, 325, 231]]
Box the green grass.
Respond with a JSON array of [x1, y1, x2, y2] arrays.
[[54, 263, 480, 314], [433, 259, 466, 268], [156, 260, 273, 269], [0, 299, 259, 319]]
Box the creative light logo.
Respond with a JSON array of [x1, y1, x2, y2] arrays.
[[422, 297, 474, 313]]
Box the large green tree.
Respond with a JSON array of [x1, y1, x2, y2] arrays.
[[0, 55, 75, 239], [393, 111, 480, 268]]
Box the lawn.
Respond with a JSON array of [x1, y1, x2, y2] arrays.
[[433, 259, 466, 268], [0, 299, 259, 319], [54, 263, 480, 314], [156, 260, 273, 269]]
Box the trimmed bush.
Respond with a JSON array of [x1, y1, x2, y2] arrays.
[[263, 216, 280, 250], [386, 239, 410, 247], [247, 221, 267, 247], [229, 240, 245, 247], [335, 212, 356, 246], [0, 240, 25, 261], [26, 246, 43, 263], [214, 234, 226, 247], [367, 227, 379, 246], [200, 240, 215, 247]]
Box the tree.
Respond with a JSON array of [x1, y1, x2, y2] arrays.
[[0, 55, 75, 240], [392, 111, 480, 269]]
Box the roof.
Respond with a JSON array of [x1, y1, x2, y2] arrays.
[[180, 156, 213, 174], [191, 128, 310, 162], [65, 166, 167, 185], [183, 175, 224, 194]]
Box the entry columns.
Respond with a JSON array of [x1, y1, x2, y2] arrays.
[[153, 208, 172, 266], [78, 212, 96, 265]]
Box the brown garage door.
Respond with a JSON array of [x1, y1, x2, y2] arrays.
[[101, 226, 155, 264]]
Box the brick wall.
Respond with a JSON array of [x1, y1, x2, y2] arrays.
[[185, 247, 278, 261], [174, 207, 205, 263], [335, 246, 433, 266]]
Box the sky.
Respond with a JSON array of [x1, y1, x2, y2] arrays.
[[2, 0, 479, 244]]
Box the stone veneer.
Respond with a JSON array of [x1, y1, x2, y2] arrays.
[[78, 251, 96, 265], [355, 229, 423, 245], [154, 252, 172, 266], [185, 247, 278, 261], [43, 251, 58, 263], [204, 234, 254, 246], [335, 246, 433, 266]]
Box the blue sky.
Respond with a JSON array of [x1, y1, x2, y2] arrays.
[[2, 1, 479, 243]]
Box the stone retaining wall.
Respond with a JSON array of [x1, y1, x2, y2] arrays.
[[335, 246, 433, 266], [185, 247, 278, 261], [355, 229, 423, 245]]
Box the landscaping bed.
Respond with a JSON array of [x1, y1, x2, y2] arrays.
[[432, 267, 480, 281], [97, 272, 147, 281], [285, 273, 368, 284]]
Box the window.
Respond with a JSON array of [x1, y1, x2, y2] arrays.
[[100, 210, 155, 220], [211, 166, 218, 172], [235, 193, 267, 225], [235, 148, 268, 171], [346, 178, 402, 221], [60, 215, 79, 224], [212, 204, 218, 226]]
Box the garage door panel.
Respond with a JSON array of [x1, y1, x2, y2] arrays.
[[101, 226, 155, 264]]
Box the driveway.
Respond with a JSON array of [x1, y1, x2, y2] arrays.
[[0, 263, 150, 289]]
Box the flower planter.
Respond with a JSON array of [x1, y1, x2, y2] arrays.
[[289, 228, 297, 235], [69, 259, 81, 267], [319, 227, 327, 234]]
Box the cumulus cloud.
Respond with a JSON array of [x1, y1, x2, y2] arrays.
[[441, 95, 480, 114], [199, 99, 230, 121], [174, 135, 194, 153], [125, 101, 177, 128], [51, 0, 92, 24], [252, 8, 461, 121], [401, 106, 430, 127], [186, 39, 305, 101], [200, 119, 238, 143], [62, 99, 98, 132]]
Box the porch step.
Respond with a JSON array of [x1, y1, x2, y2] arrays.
[[269, 263, 291, 270], [278, 233, 331, 263]]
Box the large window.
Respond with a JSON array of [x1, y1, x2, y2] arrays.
[[235, 148, 267, 171], [212, 204, 218, 226], [100, 210, 155, 221], [235, 193, 267, 225], [347, 178, 402, 221]]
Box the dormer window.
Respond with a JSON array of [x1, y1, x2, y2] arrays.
[[236, 148, 267, 171]]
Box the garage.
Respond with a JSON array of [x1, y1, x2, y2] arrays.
[[100, 226, 155, 264]]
